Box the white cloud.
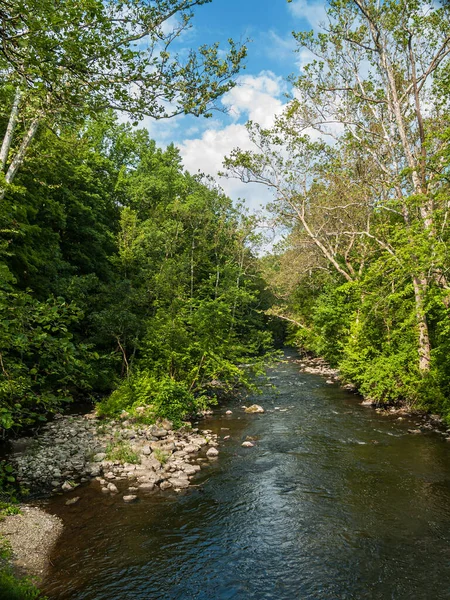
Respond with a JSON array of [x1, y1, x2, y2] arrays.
[[287, 0, 328, 29], [176, 72, 288, 212], [178, 123, 274, 211], [221, 71, 286, 127]]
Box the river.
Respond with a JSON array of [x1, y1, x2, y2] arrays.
[[41, 353, 450, 599]]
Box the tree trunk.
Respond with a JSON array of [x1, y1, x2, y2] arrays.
[[0, 117, 40, 201], [0, 88, 21, 171], [412, 275, 431, 372]]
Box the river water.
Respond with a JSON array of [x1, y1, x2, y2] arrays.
[[41, 354, 450, 599]]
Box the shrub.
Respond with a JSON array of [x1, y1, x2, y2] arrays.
[[97, 372, 209, 428], [0, 569, 46, 600]]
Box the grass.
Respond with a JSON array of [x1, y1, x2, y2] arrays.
[[105, 440, 140, 464], [152, 448, 169, 465]]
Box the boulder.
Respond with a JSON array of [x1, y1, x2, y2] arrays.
[[93, 453, 106, 462], [241, 441, 255, 448], [169, 477, 190, 489], [139, 482, 155, 491], [244, 404, 265, 414], [206, 447, 219, 458], [65, 496, 80, 506], [123, 495, 138, 503]]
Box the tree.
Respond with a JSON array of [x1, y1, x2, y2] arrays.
[[226, 0, 450, 375], [0, 0, 246, 199]]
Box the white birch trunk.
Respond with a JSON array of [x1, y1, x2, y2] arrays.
[[0, 117, 40, 200], [0, 88, 21, 171]]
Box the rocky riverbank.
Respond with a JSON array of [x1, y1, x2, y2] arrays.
[[0, 411, 223, 589], [10, 412, 220, 500]]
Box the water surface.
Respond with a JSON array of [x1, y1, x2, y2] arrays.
[[42, 354, 450, 599]]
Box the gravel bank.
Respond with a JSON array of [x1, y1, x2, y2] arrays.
[[0, 505, 63, 581]]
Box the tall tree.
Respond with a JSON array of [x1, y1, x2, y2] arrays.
[[0, 0, 246, 199], [227, 0, 450, 375]]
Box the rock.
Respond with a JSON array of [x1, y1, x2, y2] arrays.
[[89, 465, 101, 477], [223, 435, 230, 440], [206, 447, 219, 458], [408, 429, 422, 434], [139, 482, 155, 491], [61, 481, 74, 492], [101, 487, 109, 494], [93, 453, 106, 462], [343, 383, 357, 391], [159, 481, 172, 491], [326, 379, 334, 385], [244, 404, 265, 414], [149, 425, 167, 438], [184, 444, 200, 454], [182, 464, 198, 476], [169, 477, 190, 489], [142, 445, 152, 456], [158, 419, 173, 431], [225, 410, 233, 415], [241, 441, 255, 448], [107, 483, 119, 494], [105, 471, 116, 480], [123, 495, 138, 503], [361, 399, 374, 406], [65, 496, 80, 506]]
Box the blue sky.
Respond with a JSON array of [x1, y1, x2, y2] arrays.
[[143, 0, 326, 214]]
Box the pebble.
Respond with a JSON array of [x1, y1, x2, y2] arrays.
[[241, 441, 255, 448], [206, 447, 219, 458], [65, 497, 80, 506]]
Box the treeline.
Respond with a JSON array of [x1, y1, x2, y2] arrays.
[[0, 0, 274, 436], [0, 112, 273, 434], [226, 0, 450, 420]]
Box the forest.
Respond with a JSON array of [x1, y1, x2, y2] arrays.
[[0, 0, 275, 441], [0, 0, 450, 438]]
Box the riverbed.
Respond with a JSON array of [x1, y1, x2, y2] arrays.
[[40, 353, 450, 599]]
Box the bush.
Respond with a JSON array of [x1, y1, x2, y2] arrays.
[[96, 372, 209, 428], [0, 570, 46, 600]]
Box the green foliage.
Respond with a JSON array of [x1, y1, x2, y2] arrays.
[[0, 108, 272, 435], [98, 374, 209, 429], [0, 569, 47, 600], [0, 285, 94, 434]]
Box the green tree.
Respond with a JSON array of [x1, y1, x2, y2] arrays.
[[0, 0, 246, 199]]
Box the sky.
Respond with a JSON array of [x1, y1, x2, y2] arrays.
[[142, 0, 327, 215]]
